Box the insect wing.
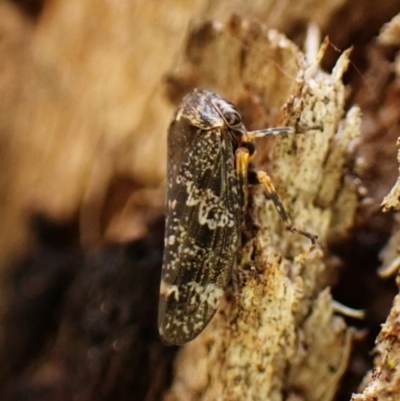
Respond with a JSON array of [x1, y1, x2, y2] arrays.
[[159, 117, 241, 345]]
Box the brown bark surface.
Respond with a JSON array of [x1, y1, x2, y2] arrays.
[[164, 19, 358, 401], [1, 1, 400, 401]]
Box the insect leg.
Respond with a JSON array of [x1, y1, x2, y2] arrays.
[[244, 124, 322, 141], [235, 146, 250, 210], [252, 170, 317, 244], [245, 126, 295, 140]]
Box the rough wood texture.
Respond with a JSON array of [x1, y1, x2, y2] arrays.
[[164, 18, 359, 401], [352, 14, 400, 401], [1, 1, 400, 400]]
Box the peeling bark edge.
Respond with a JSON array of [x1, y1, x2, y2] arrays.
[[162, 17, 360, 401]]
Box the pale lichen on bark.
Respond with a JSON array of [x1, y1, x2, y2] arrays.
[[163, 16, 360, 401]]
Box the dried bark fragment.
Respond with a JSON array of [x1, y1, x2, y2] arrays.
[[288, 289, 353, 401], [379, 14, 400, 47], [353, 12, 400, 235], [382, 138, 400, 213], [351, 282, 400, 401], [205, 0, 347, 35], [352, 12, 400, 401], [163, 17, 360, 401]]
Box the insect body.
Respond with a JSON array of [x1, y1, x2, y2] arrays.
[[158, 88, 316, 345]]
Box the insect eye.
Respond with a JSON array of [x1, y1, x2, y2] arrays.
[[223, 110, 242, 127], [213, 99, 243, 128]]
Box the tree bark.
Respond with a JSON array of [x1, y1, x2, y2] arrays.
[[1, 1, 400, 401], [163, 17, 359, 401]]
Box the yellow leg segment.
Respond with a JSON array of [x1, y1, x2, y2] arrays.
[[256, 171, 317, 244], [235, 147, 250, 210]]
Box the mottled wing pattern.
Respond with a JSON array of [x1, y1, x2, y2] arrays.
[[158, 117, 241, 345]]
